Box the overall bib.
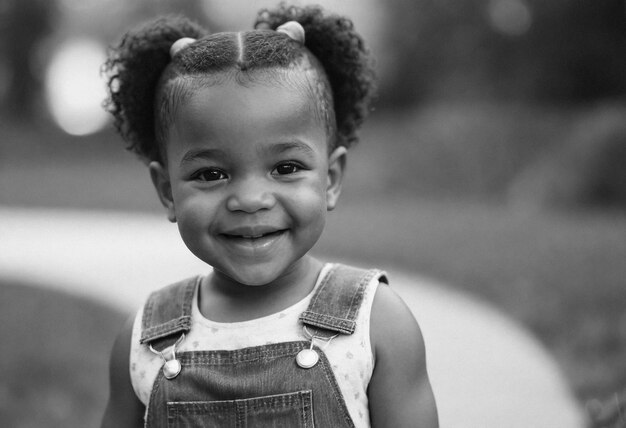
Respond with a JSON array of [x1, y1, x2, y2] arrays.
[[139, 264, 386, 428]]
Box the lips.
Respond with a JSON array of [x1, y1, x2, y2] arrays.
[[240, 230, 283, 239], [219, 226, 288, 253], [223, 230, 285, 241], [221, 226, 286, 240]]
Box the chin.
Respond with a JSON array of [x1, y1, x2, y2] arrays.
[[217, 263, 287, 286]]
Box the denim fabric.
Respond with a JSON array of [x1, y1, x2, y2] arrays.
[[300, 265, 387, 335], [141, 264, 386, 428], [140, 277, 199, 346], [167, 390, 313, 427]]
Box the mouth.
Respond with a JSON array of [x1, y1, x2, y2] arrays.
[[219, 227, 288, 252], [223, 230, 285, 241]]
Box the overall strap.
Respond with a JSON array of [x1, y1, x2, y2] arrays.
[[300, 264, 388, 335], [139, 276, 200, 345]]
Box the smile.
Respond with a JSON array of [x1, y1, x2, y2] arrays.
[[226, 230, 285, 242], [219, 228, 288, 253], [239, 231, 282, 240], [222, 228, 286, 239]]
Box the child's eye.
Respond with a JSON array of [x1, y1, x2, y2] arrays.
[[272, 162, 302, 175], [192, 168, 227, 182]]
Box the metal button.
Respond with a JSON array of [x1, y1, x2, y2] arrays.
[[163, 359, 182, 379], [296, 349, 319, 369]]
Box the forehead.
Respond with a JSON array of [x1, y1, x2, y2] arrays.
[[169, 77, 327, 153]]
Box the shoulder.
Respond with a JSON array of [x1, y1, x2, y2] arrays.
[[146, 275, 200, 303], [109, 314, 136, 380], [370, 281, 425, 361], [367, 281, 439, 427], [101, 313, 145, 427]]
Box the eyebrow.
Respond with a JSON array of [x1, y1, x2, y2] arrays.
[[179, 148, 228, 166], [179, 141, 316, 167], [267, 141, 316, 157]]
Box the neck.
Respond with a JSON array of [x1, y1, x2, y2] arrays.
[[200, 256, 323, 322]]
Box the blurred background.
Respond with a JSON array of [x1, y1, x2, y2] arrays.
[[1, 0, 625, 426]]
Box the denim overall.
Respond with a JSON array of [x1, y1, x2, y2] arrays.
[[139, 264, 386, 428]]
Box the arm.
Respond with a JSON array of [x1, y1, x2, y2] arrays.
[[101, 315, 146, 428], [368, 283, 438, 428]]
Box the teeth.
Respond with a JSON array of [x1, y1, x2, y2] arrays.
[[242, 234, 264, 239]]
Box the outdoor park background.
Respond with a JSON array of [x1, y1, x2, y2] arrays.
[[1, 0, 625, 426]]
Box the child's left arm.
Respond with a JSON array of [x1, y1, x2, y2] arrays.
[[368, 283, 439, 427]]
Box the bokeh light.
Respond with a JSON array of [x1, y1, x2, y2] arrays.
[[45, 38, 109, 136], [487, 0, 533, 36]]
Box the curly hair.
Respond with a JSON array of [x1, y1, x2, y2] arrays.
[[104, 4, 376, 164]]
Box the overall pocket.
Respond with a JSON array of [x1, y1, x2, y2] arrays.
[[167, 390, 314, 428]]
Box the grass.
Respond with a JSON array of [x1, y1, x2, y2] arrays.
[[1, 102, 625, 426], [0, 281, 126, 428]]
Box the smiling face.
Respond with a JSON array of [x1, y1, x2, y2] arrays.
[[150, 76, 345, 286]]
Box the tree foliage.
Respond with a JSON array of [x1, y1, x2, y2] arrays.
[[0, 0, 55, 119], [380, 0, 626, 106]]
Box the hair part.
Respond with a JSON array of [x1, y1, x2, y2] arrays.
[[154, 31, 336, 163]]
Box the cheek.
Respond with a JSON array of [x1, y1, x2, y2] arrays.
[[173, 192, 216, 235], [287, 184, 328, 227], [174, 200, 218, 262], [176, 209, 204, 245]]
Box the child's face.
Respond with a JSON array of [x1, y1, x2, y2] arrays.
[[150, 77, 345, 286]]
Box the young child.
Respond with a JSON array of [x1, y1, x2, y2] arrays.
[[101, 4, 438, 427]]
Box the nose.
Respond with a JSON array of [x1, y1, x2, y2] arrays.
[[225, 176, 276, 213]]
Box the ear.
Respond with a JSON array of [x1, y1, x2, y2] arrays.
[[326, 146, 347, 211], [149, 161, 177, 222]]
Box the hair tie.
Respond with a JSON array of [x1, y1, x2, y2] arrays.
[[170, 37, 196, 58], [276, 21, 305, 44]]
